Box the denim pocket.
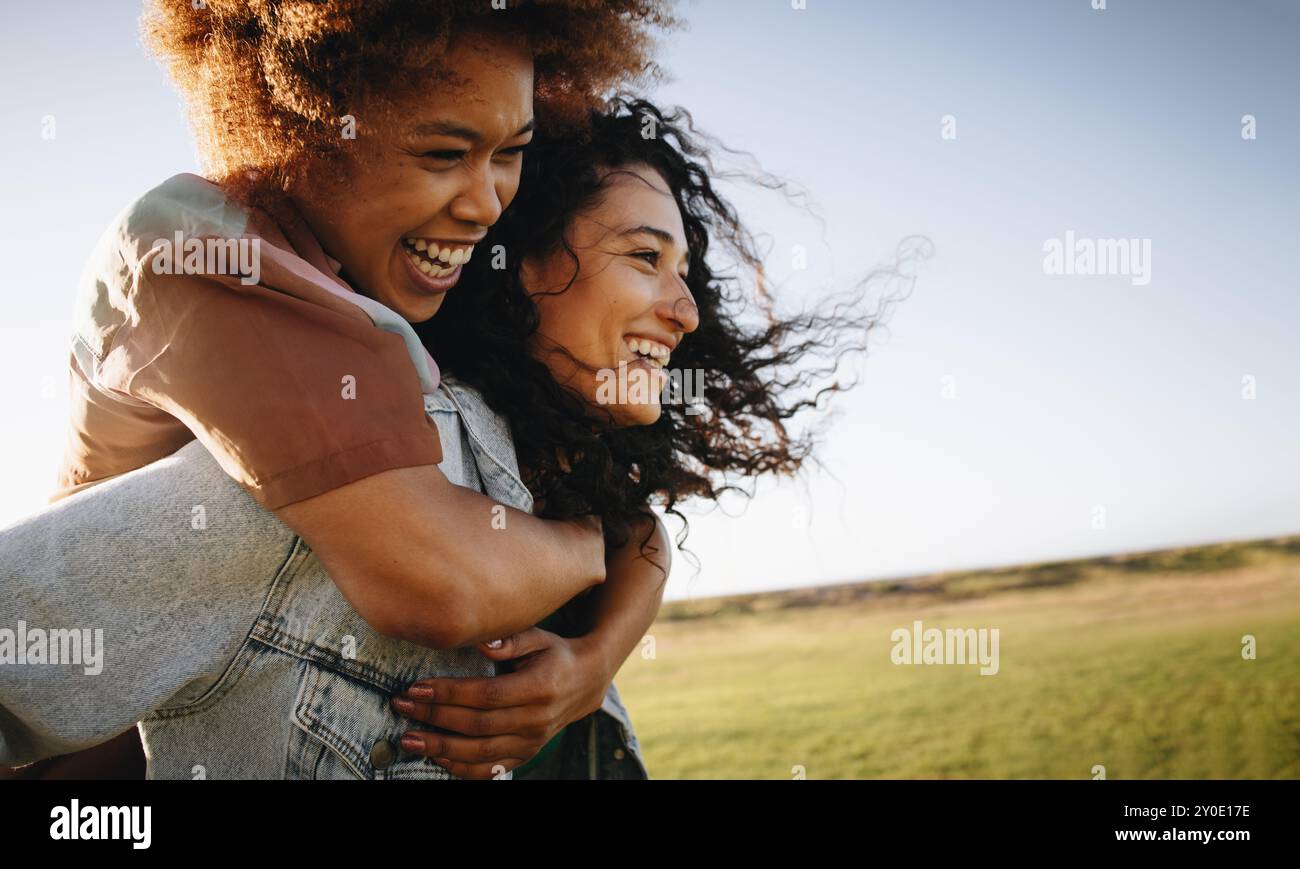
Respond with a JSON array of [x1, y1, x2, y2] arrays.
[[289, 662, 455, 780]]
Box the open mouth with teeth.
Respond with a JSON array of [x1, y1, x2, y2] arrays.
[[625, 335, 672, 369], [400, 237, 475, 292]]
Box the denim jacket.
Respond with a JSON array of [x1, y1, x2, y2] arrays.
[[0, 378, 646, 779]]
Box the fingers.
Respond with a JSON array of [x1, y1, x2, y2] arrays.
[[402, 663, 552, 710], [391, 696, 548, 740], [401, 672, 533, 709], [398, 729, 535, 774], [477, 626, 555, 662]]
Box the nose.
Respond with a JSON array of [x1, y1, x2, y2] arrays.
[[447, 161, 505, 228], [658, 276, 700, 336]]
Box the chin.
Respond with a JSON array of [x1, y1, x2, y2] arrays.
[[618, 402, 663, 427], [389, 293, 445, 324], [374, 262, 447, 324]]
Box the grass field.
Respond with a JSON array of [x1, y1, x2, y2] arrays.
[[614, 536, 1300, 779]]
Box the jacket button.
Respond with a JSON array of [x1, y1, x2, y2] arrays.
[[613, 748, 626, 761], [369, 739, 397, 770]]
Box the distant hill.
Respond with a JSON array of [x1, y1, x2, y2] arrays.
[[659, 535, 1300, 622]]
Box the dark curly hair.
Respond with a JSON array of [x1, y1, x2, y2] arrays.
[[419, 97, 929, 569], [141, 0, 676, 203]]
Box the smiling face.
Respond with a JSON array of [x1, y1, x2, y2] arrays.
[[521, 164, 701, 427], [289, 25, 534, 322]]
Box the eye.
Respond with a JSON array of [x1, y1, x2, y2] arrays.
[[422, 149, 467, 164], [631, 250, 660, 266], [496, 143, 531, 159]]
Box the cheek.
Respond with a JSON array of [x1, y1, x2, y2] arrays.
[[528, 256, 630, 358], [399, 171, 457, 216], [611, 267, 660, 309], [536, 293, 591, 349], [497, 168, 523, 212], [360, 161, 447, 231], [323, 190, 398, 257]]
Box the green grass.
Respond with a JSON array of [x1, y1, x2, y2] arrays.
[[615, 536, 1300, 779]]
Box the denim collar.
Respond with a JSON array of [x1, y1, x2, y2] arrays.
[[425, 378, 534, 515]]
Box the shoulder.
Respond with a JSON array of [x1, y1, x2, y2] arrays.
[[437, 378, 513, 454], [109, 173, 249, 267], [73, 174, 250, 361], [435, 377, 532, 511]]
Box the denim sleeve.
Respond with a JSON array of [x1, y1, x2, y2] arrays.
[[0, 439, 297, 765]]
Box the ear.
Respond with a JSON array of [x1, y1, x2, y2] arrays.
[[518, 254, 546, 299], [514, 254, 540, 301]]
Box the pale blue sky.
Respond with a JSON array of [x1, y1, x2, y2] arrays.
[[1, 1, 1296, 601]]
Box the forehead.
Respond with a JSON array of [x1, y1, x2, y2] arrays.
[[434, 27, 533, 102], [380, 30, 534, 132], [589, 166, 686, 243]]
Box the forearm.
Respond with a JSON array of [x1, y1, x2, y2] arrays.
[[406, 485, 608, 646], [572, 514, 671, 685], [282, 465, 606, 649]]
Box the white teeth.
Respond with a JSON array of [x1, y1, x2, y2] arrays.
[[404, 240, 473, 275], [626, 337, 671, 366]]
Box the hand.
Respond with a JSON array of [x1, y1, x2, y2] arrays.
[[390, 627, 613, 780]]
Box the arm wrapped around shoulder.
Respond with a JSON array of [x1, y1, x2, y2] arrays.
[[97, 268, 444, 511]]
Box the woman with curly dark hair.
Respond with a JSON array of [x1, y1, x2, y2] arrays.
[[13, 0, 677, 778], [423, 96, 894, 552], [414, 97, 914, 774]]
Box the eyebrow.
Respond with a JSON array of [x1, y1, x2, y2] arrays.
[[409, 118, 536, 142], [621, 225, 680, 248]]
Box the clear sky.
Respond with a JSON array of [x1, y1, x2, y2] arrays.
[[1, 1, 1296, 601]]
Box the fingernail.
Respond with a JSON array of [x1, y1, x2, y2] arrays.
[[400, 734, 423, 752], [392, 698, 415, 713], [486, 639, 504, 649], [408, 685, 434, 700]]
